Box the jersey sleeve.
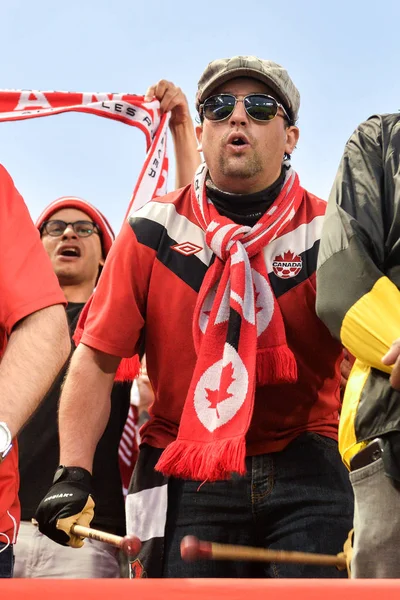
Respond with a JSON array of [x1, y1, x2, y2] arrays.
[[316, 116, 400, 372], [0, 165, 66, 335], [80, 218, 153, 358]]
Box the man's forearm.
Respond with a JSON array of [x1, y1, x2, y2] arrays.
[[58, 343, 120, 472], [170, 121, 201, 189], [0, 304, 69, 437]]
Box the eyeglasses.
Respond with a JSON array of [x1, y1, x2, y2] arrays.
[[41, 220, 100, 238], [199, 94, 292, 124]]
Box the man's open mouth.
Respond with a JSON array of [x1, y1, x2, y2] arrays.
[[231, 138, 246, 146], [58, 247, 81, 257], [227, 132, 250, 147]]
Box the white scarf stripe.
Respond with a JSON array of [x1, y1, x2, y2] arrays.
[[230, 246, 256, 325], [211, 223, 240, 258], [215, 283, 231, 325]]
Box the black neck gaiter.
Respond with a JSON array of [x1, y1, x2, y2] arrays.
[[206, 167, 286, 227]]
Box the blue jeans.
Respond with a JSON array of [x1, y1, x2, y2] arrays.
[[163, 432, 353, 577], [0, 543, 14, 578]]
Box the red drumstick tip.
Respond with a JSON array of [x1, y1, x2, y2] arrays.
[[121, 535, 141, 557], [181, 536, 212, 561], [181, 535, 200, 561]]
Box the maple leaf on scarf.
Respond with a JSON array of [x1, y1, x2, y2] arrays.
[[205, 362, 235, 418]]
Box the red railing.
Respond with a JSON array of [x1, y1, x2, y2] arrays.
[[1, 578, 400, 599]]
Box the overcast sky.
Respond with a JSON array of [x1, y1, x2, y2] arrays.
[[1, 0, 399, 233]]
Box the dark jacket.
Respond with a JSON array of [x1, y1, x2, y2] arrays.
[[316, 113, 400, 468]]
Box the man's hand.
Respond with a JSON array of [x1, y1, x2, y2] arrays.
[[144, 79, 201, 188], [337, 528, 353, 577], [382, 340, 400, 390], [35, 466, 95, 548], [144, 80, 191, 128]]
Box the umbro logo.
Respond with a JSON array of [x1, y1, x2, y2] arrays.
[[171, 241, 203, 256]]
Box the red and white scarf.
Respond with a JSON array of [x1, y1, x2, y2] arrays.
[[0, 89, 169, 382], [0, 89, 169, 216], [156, 162, 302, 481]]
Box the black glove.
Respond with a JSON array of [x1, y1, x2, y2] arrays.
[[35, 466, 95, 547]]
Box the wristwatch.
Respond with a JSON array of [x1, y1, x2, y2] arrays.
[[0, 421, 12, 463]]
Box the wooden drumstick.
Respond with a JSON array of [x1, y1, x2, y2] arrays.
[[181, 535, 346, 569], [32, 519, 141, 557], [70, 524, 141, 557]]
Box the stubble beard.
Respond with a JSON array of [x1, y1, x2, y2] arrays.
[[218, 151, 263, 180]]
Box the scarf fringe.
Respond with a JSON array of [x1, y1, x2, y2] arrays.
[[155, 437, 247, 481], [256, 346, 298, 386], [115, 355, 141, 382]]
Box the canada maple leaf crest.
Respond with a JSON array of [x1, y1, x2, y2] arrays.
[[205, 362, 235, 419], [275, 250, 299, 262], [272, 249, 303, 280]]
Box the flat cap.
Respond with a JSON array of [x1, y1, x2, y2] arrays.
[[196, 55, 300, 122]]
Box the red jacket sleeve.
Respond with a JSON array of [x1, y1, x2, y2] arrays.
[[0, 165, 66, 338]]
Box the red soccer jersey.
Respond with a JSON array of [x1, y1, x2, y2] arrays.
[[81, 185, 342, 455], [0, 164, 66, 543]]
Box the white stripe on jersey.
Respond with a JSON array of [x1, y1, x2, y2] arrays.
[[131, 203, 323, 274], [263, 215, 325, 273], [130, 201, 213, 267]]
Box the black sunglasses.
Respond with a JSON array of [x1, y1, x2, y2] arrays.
[[199, 94, 292, 124], [41, 220, 100, 238]]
